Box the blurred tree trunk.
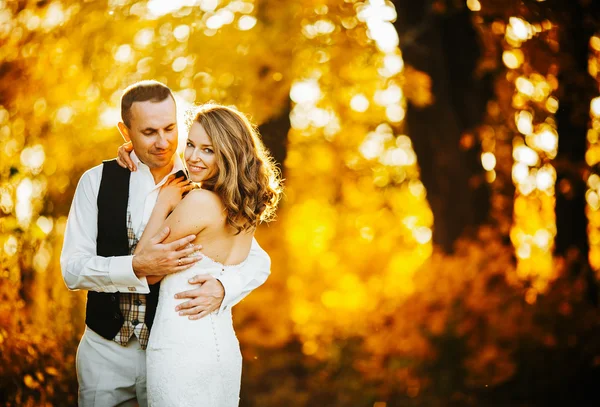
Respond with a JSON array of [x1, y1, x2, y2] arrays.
[[554, 0, 599, 303], [391, 0, 492, 253], [257, 98, 290, 174]]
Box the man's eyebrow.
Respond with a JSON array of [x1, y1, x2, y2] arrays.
[[141, 122, 176, 132]]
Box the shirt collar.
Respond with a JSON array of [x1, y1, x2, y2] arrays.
[[130, 150, 186, 186]]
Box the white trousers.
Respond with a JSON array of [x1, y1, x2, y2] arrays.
[[76, 326, 147, 407]]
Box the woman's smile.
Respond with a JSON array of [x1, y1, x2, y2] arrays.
[[187, 163, 207, 173]]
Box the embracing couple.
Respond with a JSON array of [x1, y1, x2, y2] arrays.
[[60, 80, 282, 406]]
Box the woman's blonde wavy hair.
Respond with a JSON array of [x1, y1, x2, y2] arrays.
[[191, 104, 283, 234]]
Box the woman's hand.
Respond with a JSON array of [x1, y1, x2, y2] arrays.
[[116, 141, 136, 171], [158, 175, 195, 212]]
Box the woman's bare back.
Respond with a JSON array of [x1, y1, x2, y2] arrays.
[[166, 188, 254, 266]]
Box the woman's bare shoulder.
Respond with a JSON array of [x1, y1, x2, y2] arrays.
[[162, 188, 225, 240], [178, 188, 224, 217], [185, 187, 221, 203]]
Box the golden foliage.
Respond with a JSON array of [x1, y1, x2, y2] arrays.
[[402, 66, 434, 108], [1, 1, 599, 406], [587, 35, 600, 278], [471, 1, 562, 293]]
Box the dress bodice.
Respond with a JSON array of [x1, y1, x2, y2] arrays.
[[146, 253, 245, 406], [147, 255, 246, 350], [158, 254, 247, 296]]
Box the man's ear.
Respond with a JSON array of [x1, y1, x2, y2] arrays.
[[117, 122, 131, 142]]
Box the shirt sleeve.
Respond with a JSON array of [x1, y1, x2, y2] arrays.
[[60, 166, 150, 294], [215, 237, 271, 314]]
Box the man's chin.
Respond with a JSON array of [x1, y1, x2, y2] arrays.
[[146, 154, 174, 169]]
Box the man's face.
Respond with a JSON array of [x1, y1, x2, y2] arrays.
[[125, 97, 178, 170]]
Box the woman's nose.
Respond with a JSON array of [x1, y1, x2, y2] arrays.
[[189, 149, 201, 162]]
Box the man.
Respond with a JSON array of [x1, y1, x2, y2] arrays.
[[60, 80, 271, 406]]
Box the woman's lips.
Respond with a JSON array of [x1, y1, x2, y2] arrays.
[[188, 164, 206, 172]]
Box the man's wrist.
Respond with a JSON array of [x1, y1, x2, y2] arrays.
[[216, 278, 225, 291], [214, 276, 232, 313], [132, 255, 146, 277]]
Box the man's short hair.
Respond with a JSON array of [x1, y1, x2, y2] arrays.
[[120, 80, 174, 128]]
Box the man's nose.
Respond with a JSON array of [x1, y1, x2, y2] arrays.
[[155, 131, 169, 149]]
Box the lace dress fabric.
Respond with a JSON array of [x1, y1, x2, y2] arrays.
[[146, 256, 245, 407]]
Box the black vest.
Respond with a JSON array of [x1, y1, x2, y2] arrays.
[[85, 159, 165, 340]]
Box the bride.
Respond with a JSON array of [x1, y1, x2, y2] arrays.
[[127, 104, 282, 406]]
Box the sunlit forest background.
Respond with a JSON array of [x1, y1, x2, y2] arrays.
[[2, 0, 600, 405]]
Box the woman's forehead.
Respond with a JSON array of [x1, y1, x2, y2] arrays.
[[188, 121, 212, 144]]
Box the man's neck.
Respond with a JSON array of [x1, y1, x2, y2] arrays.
[[149, 157, 175, 185]]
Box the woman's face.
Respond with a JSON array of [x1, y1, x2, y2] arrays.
[[184, 121, 218, 183]]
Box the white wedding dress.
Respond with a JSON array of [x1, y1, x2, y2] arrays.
[[146, 256, 244, 407]]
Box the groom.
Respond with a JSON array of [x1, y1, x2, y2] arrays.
[[60, 80, 271, 406]]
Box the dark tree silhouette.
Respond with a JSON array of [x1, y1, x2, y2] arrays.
[[553, 0, 600, 304], [391, 0, 493, 253]]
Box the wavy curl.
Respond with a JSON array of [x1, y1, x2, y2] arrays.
[[191, 104, 283, 234]]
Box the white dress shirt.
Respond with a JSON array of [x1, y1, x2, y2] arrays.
[[60, 152, 271, 314]]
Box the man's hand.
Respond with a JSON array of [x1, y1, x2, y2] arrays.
[[174, 274, 225, 320], [132, 227, 202, 277], [116, 141, 136, 171]]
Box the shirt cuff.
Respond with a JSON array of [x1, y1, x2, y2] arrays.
[[108, 255, 150, 294], [215, 271, 243, 314]]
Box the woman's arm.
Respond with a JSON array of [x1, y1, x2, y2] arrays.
[[159, 189, 221, 240], [134, 176, 194, 284], [138, 189, 222, 284], [135, 202, 172, 285]]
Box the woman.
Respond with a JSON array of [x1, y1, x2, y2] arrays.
[[124, 104, 282, 406]]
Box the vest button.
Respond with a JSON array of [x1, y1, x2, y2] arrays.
[[113, 312, 121, 320], [134, 300, 142, 306], [110, 295, 116, 302], [132, 319, 139, 326]]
